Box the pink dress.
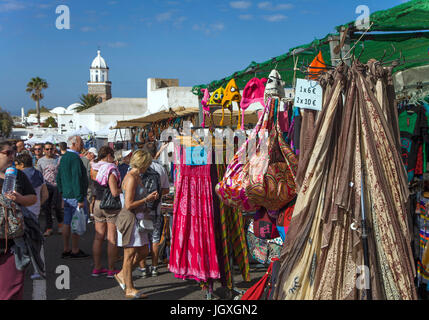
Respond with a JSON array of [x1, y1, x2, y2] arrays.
[[169, 163, 221, 282]]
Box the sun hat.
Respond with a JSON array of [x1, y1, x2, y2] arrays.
[[88, 147, 98, 157], [122, 150, 132, 158], [240, 77, 266, 128]]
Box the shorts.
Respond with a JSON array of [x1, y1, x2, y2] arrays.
[[93, 200, 120, 224], [149, 211, 163, 243], [63, 198, 88, 226]]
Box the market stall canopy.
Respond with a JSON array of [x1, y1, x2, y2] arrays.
[[337, 0, 429, 32], [108, 128, 132, 143], [114, 106, 261, 129], [71, 125, 92, 136], [25, 134, 68, 145], [192, 0, 429, 96], [95, 121, 117, 138], [114, 107, 199, 128]]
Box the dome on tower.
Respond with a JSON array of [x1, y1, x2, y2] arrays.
[[91, 50, 108, 69]]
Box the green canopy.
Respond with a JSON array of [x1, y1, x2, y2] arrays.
[[192, 0, 429, 97], [337, 0, 429, 32]]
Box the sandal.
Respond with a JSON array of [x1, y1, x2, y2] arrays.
[[125, 291, 148, 300], [114, 274, 126, 291]]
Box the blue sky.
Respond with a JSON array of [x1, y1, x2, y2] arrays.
[[0, 0, 406, 115]]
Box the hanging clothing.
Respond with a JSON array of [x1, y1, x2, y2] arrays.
[[273, 61, 416, 300], [398, 105, 428, 182], [216, 163, 250, 289], [416, 195, 429, 288], [169, 163, 221, 282]]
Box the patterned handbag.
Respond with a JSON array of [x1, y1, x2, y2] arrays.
[[0, 194, 24, 250], [245, 98, 298, 211], [215, 99, 273, 212]]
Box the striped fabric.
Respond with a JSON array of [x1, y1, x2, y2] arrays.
[[217, 163, 250, 289], [416, 197, 429, 286]]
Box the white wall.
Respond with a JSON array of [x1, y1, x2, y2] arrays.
[[147, 78, 199, 115]]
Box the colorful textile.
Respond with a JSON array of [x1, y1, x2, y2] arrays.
[[416, 196, 429, 286], [169, 163, 221, 282], [273, 62, 416, 300], [216, 163, 250, 289], [91, 161, 121, 187]]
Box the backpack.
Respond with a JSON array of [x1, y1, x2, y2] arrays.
[[141, 167, 161, 211], [0, 194, 24, 251]]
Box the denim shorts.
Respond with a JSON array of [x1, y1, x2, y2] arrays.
[[63, 198, 88, 226], [149, 211, 163, 243]]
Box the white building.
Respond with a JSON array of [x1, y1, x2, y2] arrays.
[[54, 50, 199, 138]]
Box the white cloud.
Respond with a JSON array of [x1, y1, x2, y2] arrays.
[[263, 14, 287, 22], [229, 1, 252, 9], [80, 26, 95, 32], [193, 22, 225, 35], [37, 3, 52, 9], [108, 41, 127, 48], [173, 16, 187, 28], [156, 11, 173, 22], [258, 2, 293, 10], [239, 14, 253, 20], [0, 0, 26, 12]]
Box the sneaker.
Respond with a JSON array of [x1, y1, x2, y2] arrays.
[[106, 270, 120, 278], [138, 267, 150, 278], [70, 250, 90, 259], [151, 266, 158, 277], [61, 250, 72, 259], [43, 229, 53, 237], [91, 268, 109, 277]]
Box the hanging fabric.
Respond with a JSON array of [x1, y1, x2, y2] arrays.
[[272, 61, 417, 300]]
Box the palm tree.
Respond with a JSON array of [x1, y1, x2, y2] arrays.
[[76, 93, 100, 112], [26, 77, 48, 125]]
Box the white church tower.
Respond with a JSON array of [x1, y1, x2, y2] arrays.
[[87, 49, 112, 103]]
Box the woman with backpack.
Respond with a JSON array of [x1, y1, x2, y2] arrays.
[[114, 149, 159, 299], [0, 141, 37, 300], [90, 146, 121, 278]]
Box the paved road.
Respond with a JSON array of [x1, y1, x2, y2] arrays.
[[23, 215, 265, 300]]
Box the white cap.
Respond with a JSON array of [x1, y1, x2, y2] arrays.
[[88, 147, 98, 156], [122, 150, 132, 158]]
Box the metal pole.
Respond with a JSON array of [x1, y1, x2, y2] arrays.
[[360, 172, 372, 300]]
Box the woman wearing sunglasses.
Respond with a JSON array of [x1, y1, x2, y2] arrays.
[[0, 141, 37, 300]]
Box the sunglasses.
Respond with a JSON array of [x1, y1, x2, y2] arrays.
[[45, 148, 53, 151], [0, 150, 14, 156], [34, 148, 42, 151]]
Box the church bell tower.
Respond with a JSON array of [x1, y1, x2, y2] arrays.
[[87, 49, 112, 103]]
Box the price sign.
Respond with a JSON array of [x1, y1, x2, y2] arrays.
[[294, 78, 323, 111], [185, 146, 208, 166]]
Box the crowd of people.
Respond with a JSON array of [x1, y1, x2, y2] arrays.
[[0, 132, 171, 300]]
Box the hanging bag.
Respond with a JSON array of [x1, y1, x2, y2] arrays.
[[253, 207, 280, 240], [215, 98, 273, 212], [245, 98, 298, 211]]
